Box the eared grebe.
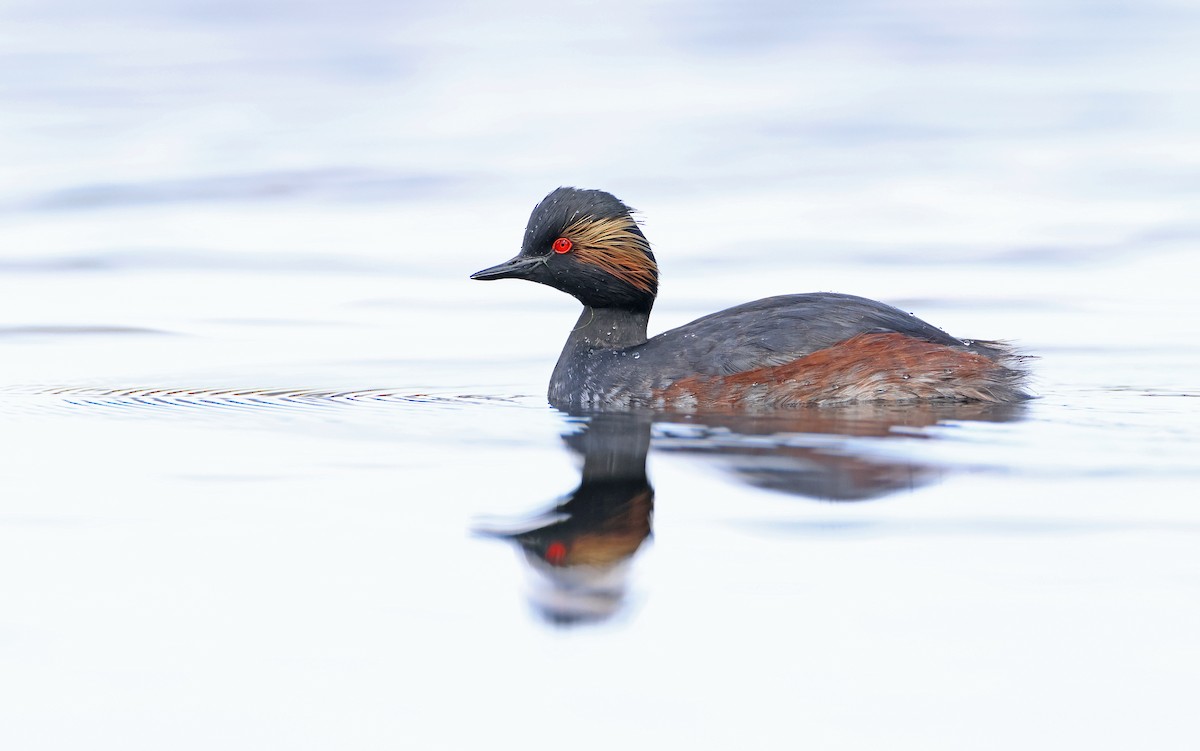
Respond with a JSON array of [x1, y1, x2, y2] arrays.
[[471, 187, 1030, 412]]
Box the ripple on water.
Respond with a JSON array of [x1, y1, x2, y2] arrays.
[[0, 385, 533, 422]]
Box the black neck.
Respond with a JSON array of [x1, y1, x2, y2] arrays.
[[562, 306, 650, 352], [549, 305, 652, 410], [550, 306, 650, 404]]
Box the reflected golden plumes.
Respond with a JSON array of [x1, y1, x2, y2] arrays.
[[564, 216, 657, 295], [541, 489, 653, 568]]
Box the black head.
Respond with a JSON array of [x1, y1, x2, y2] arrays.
[[470, 187, 659, 312]]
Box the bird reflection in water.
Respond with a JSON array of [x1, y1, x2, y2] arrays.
[[656, 402, 1024, 502], [475, 414, 654, 626], [475, 403, 1024, 626]]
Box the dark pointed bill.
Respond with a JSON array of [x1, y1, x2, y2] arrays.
[[470, 255, 543, 281]]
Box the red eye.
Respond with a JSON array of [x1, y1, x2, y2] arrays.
[[552, 237, 572, 254], [546, 541, 568, 566]]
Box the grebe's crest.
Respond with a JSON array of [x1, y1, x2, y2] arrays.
[[524, 187, 658, 298]]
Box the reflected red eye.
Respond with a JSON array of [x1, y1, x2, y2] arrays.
[[546, 541, 568, 565], [552, 237, 572, 254]]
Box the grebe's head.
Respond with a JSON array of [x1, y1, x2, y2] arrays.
[[471, 187, 658, 312]]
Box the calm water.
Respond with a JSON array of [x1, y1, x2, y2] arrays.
[[2, 1, 1199, 749]]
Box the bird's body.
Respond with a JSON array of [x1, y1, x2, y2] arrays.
[[472, 188, 1029, 412]]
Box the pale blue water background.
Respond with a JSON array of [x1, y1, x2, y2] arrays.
[[2, 1, 1199, 749]]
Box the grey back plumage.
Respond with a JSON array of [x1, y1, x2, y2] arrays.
[[640, 293, 964, 376]]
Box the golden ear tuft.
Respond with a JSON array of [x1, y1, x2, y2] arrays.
[[563, 216, 657, 295]]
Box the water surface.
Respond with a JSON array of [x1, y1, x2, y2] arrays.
[[2, 1, 1199, 749]]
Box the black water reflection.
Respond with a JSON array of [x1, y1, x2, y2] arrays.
[[476, 413, 655, 626], [654, 402, 1024, 501], [476, 403, 1025, 626]]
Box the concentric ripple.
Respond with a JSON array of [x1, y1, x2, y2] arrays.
[[0, 385, 525, 420]]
